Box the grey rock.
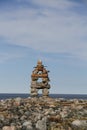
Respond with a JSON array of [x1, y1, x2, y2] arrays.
[[0, 114, 4, 121], [26, 125, 34, 130], [24, 111, 30, 116], [23, 121, 32, 126], [36, 117, 47, 130], [72, 119, 87, 128], [20, 115, 27, 121], [22, 121, 34, 130]]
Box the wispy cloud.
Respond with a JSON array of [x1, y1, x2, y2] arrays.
[[0, 52, 23, 63], [0, 0, 87, 61]]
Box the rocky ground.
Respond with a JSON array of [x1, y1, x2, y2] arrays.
[[0, 96, 87, 130]]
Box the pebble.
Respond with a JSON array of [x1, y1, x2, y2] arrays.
[[0, 97, 87, 130]]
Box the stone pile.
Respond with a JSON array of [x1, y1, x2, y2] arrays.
[[30, 60, 50, 97], [0, 97, 87, 130]]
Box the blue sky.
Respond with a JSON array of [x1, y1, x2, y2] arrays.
[[0, 0, 87, 94]]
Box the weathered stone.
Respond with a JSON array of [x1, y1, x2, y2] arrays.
[[72, 119, 87, 127], [0, 114, 4, 121], [36, 117, 47, 130], [13, 97, 21, 106], [2, 126, 16, 130], [22, 121, 33, 130], [23, 121, 32, 126], [42, 88, 49, 97]]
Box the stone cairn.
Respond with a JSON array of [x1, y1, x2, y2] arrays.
[[30, 60, 51, 97]]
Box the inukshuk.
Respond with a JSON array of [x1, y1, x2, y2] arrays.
[[30, 60, 50, 97]]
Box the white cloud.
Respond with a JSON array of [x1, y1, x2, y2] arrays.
[[0, 0, 87, 60]]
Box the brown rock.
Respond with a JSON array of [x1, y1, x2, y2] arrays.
[[2, 126, 16, 130]]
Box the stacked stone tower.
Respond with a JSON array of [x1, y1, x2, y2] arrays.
[[30, 60, 51, 97]]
